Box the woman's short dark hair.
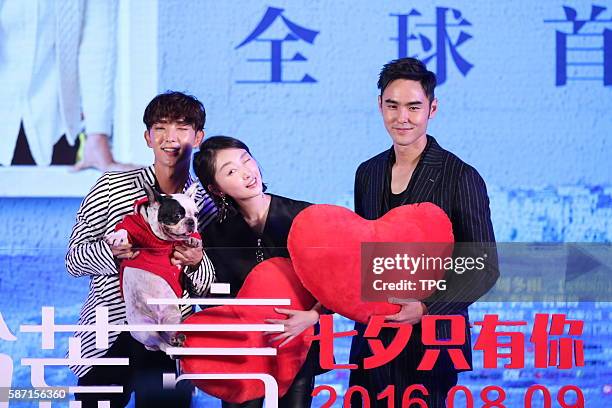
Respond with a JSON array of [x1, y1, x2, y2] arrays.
[[143, 91, 206, 131], [193, 136, 267, 217], [377, 57, 437, 103]]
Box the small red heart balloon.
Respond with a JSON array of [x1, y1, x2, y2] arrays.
[[288, 203, 454, 324], [180, 257, 315, 403]]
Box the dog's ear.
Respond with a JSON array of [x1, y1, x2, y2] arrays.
[[184, 183, 199, 200], [143, 183, 163, 204]]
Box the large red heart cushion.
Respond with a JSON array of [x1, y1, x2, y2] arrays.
[[180, 257, 316, 403], [287, 203, 454, 324]]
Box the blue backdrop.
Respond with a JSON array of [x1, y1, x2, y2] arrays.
[[1, 1, 611, 407]]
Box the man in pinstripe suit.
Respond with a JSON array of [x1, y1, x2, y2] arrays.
[[348, 58, 499, 407], [66, 91, 217, 407]]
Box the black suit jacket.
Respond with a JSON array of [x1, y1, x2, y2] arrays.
[[350, 135, 499, 371]]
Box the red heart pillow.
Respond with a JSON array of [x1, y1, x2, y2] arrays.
[[180, 257, 316, 403], [288, 203, 454, 324]]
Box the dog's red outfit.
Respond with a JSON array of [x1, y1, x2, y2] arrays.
[[116, 198, 200, 297]]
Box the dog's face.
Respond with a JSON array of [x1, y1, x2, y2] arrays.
[[143, 183, 199, 241]]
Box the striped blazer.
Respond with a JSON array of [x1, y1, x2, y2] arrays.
[[350, 135, 499, 371], [65, 165, 217, 377]]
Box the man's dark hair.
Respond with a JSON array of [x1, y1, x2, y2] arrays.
[[143, 91, 206, 131], [378, 58, 437, 102]]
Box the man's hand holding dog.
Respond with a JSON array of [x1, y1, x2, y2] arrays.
[[172, 237, 203, 269], [104, 229, 140, 260]]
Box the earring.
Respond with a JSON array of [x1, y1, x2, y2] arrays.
[[218, 194, 228, 223]]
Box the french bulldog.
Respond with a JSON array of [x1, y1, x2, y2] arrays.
[[104, 182, 201, 352]]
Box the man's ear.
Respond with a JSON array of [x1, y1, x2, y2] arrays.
[[144, 130, 153, 148], [428, 98, 438, 119], [378, 95, 383, 113], [194, 130, 205, 147]]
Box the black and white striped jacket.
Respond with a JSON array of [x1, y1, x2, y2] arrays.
[[65, 165, 217, 377]]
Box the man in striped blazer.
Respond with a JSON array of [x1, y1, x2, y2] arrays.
[[348, 58, 499, 407], [66, 91, 217, 407]]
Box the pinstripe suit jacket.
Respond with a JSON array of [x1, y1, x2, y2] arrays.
[[350, 135, 499, 373]]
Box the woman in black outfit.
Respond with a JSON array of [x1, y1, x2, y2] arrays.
[[193, 136, 321, 408]]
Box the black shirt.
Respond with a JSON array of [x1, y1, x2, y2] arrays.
[[201, 194, 311, 297], [389, 189, 406, 209], [383, 136, 432, 213]]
